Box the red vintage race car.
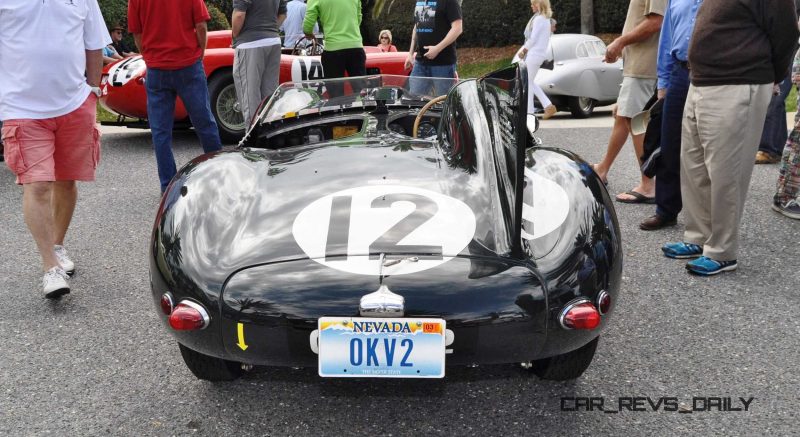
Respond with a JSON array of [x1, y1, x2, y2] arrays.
[[99, 31, 411, 142]]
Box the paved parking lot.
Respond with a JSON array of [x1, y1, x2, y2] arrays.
[[0, 124, 797, 435]]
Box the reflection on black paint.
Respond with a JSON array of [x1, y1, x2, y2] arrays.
[[369, 193, 443, 259], [325, 195, 352, 261]]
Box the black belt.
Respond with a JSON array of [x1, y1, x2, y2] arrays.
[[676, 59, 689, 70]]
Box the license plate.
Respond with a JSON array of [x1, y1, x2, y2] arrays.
[[318, 317, 445, 378]]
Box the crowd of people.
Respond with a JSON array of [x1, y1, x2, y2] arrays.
[[587, 0, 800, 276], [0, 0, 798, 297]]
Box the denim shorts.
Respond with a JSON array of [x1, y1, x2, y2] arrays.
[[409, 62, 457, 97]]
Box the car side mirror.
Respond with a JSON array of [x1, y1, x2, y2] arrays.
[[526, 114, 542, 148], [527, 114, 539, 135]]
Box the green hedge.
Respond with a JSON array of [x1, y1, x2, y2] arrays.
[[369, 0, 627, 48], [99, 0, 626, 48], [98, 0, 230, 34], [595, 0, 629, 34]]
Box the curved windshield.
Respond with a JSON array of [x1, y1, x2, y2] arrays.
[[259, 75, 461, 123]]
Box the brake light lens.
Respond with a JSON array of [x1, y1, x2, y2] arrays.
[[597, 291, 611, 315], [559, 300, 601, 330], [160, 293, 174, 315], [168, 301, 210, 331]]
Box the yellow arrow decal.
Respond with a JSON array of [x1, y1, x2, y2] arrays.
[[236, 323, 248, 351]]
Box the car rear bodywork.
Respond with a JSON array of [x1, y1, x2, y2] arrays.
[[149, 65, 622, 379]]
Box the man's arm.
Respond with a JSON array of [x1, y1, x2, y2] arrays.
[[605, 14, 663, 63], [404, 24, 417, 70], [423, 19, 462, 61], [303, 0, 319, 37], [766, 0, 800, 83], [231, 10, 246, 39], [133, 33, 143, 53], [86, 49, 103, 87], [195, 21, 208, 58], [277, 0, 287, 27], [655, 6, 673, 98]]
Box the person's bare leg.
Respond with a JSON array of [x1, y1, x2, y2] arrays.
[[616, 131, 656, 200], [22, 182, 59, 271], [594, 113, 632, 183], [52, 180, 77, 246]]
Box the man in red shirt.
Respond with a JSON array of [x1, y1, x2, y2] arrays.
[[128, 0, 222, 193]]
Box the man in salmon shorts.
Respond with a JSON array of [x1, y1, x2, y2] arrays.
[[0, 0, 111, 298]]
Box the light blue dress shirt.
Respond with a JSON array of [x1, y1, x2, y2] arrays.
[[656, 0, 703, 90], [281, 0, 318, 48]]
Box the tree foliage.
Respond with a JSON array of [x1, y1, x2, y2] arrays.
[[98, 0, 626, 48], [97, 0, 230, 33], [367, 0, 627, 47]]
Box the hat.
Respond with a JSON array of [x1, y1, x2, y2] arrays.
[[110, 24, 124, 32]]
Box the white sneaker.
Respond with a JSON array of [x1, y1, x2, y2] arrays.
[[54, 245, 74, 276], [43, 267, 70, 299]]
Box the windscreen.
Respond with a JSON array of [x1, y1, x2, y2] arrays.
[[258, 75, 461, 124]]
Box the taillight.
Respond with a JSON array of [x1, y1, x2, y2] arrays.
[[160, 293, 174, 315], [168, 301, 210, 331], [597, 291, 611, 315], [559, 300, 601, 330]]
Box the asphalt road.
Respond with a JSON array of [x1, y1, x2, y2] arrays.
[[1, 121, 798, 435]]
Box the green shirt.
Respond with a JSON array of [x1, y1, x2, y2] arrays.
[[303, 0, 362, 51]]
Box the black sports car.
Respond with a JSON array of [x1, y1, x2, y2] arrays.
[[150, 65, 622, 381]]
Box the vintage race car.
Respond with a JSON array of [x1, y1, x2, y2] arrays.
[[533, 34, 623, 118], [149, 64, 622, 381], [99, 31, 410, 142]]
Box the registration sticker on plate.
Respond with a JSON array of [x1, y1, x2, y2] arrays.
[[318, 317, 445, 378]]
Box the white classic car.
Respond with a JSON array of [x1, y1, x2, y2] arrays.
[[533, 34, 624, 118]]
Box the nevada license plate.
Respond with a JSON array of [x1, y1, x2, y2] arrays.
[[318, 317, 446, 378]]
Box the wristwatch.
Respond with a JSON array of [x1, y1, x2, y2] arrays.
[[91, 86, 102, 97]]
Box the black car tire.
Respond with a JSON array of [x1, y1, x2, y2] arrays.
[[208, 70, 246, 144], [528, 337, 599, 380], [178, 343, 243, 381], [568, 96, 595, 118]]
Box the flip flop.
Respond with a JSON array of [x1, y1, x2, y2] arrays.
[[616, 190, 655, 204]]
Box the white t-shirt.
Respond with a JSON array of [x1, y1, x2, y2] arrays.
[[0, 0, 111, 120]]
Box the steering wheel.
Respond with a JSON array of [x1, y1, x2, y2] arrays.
[[291, 35, 324, 56], [412, 95, 447, 138]]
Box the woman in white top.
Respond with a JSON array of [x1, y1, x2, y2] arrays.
[[516, 0, 556, 119]]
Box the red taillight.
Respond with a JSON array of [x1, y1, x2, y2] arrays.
[[597, 291, 611, 315], [168, 301, 210, 331], [559, 300, 601, 330], [160, 293, 174, 315]]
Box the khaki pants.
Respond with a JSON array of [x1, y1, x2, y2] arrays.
[[680, 84, 771, 261]]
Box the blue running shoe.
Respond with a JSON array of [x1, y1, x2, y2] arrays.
[[661, 242, 703, 259], [686, 256, 737, 276]]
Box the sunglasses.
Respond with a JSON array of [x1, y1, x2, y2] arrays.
[[380, 36, 389, 40]]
